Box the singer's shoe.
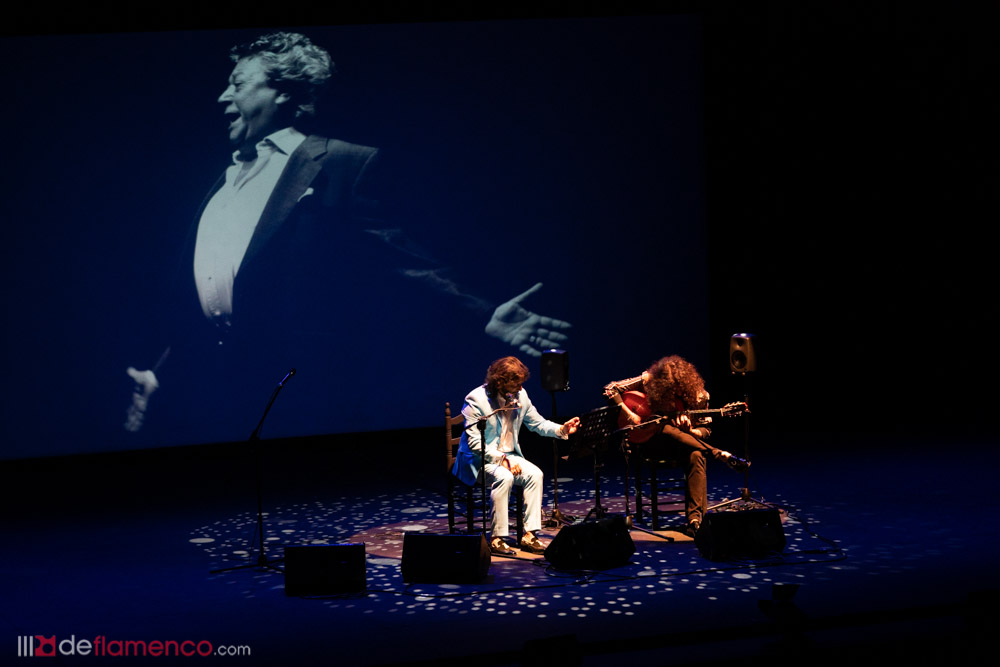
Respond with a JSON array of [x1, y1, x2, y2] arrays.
[[490, 537, 516, 556], [519, 533, 547, 554], [684, 520, 701, 538]]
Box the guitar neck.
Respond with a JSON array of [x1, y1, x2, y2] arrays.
[[649, 405, 745, 424]]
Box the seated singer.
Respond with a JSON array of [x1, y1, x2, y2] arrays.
[[453, 356, 581, 555], [604, 355, 747, 537]]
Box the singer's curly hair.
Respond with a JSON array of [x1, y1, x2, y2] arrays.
[[485, 356, 530, 397], [643, 355, 707, 413], [230, 32, 335, 119]]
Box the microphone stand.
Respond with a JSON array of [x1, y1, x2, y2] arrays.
[[211, 369, 296, 575]]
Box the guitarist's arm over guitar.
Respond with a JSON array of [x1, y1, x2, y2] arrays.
[[603, 375, 646, 428]]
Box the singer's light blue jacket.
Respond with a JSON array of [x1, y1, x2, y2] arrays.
[[452, 385, 567, 487]]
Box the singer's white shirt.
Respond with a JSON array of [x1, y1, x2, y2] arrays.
[[497, 394, 516, 453], [193, 127, 307, 325]]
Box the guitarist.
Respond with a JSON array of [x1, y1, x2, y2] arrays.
[[604, 355, 747, 537]]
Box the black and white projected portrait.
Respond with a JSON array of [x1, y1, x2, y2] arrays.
[[120, 31, 573, 444], [1, 17, 705, 458]]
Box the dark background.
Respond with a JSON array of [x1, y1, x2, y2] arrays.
[[2, 0, 995, 459]]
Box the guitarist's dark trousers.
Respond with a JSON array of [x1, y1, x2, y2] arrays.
[[643, 424, 727, 527]]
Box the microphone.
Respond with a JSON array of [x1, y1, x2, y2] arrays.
[[279, 368, 297, 386], [505, 393, 520, 408]]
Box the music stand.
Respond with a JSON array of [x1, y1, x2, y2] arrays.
[[567, 406, 619, 522]]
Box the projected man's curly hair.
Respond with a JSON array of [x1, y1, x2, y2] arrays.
[[230, 32, 335, 119], [643, 355, 707, 413]]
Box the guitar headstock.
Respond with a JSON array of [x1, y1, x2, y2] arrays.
[[720, 401, 749, 417]]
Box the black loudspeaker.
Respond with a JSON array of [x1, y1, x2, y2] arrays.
[[540, 349, 569, 392], [284, 543, 366, 596], [694, 508, 785, 561], [400, 533, 491, 583], [729, 333, 757, 373], [544, 515, 635, 570]]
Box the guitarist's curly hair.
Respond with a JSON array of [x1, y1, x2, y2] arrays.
[[643, 355, 707, 413]]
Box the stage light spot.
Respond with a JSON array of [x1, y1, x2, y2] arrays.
[[189, 537, 215, 543]]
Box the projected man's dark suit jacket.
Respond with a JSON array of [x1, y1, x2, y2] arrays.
[[158, 133, 431, 439]]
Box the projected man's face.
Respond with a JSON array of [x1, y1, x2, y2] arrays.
[[218, 56, 289, 153]]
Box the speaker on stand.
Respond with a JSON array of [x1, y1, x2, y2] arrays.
[[711, 334, 765, 511], [540, 349, 574, 527]]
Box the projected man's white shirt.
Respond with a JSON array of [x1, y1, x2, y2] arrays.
[[193, 127, 307, 324]]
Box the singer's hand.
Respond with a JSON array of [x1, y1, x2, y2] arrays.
[[124, 367, 159, 432], [560, 416, 582, 437], [485, 283, 571, 357]]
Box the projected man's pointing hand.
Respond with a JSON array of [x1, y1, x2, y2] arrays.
[[485, 282, 571, 357]]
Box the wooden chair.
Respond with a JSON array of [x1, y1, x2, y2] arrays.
[[632, 448, 687, 531], [445, 402, 523, 541]]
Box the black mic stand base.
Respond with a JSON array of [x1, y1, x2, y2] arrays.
[[210, 554, 286, 575]]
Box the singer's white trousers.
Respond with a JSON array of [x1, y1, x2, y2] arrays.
[[484, 454, 543, 538]]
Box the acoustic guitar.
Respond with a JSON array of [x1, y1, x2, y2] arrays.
[[616, 391, 749, 444]]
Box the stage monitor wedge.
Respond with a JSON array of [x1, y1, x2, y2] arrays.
[[284, 543, 367, 596], [694, 508, 785, 561], [401, 532, 491, 583], [544, 515, 635, 570]]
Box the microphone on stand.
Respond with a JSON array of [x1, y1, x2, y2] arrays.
[[505, 393, 520, 409], [278, 368, 297, 387]]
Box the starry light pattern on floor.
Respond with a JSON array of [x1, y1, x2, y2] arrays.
[[187, 473, 853, 619]]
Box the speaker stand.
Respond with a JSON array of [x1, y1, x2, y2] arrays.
[[582, 448, 609, 522], [544, 389, 575, 527], [709, 375, 769, 512]]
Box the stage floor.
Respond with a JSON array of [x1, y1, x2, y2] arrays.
[[4, 430, 998, 665]]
